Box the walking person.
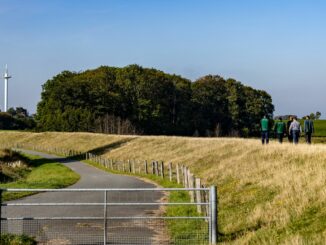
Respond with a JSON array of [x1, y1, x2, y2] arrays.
[[304, 115, 314, 144], [287, 116, 293, 143], [289, 117, 302, 144], [274, 117, 286, 143], [261, 116, 269, 144]]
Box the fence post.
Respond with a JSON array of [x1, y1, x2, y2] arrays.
[[132, 160, 135, 174], [188, 173, 195, 203], [128, 160, 131, 173], [144, 160, 148, 174], [151, 161, 155, 174], [155, 161, 159, 176], [160, 161, 164, 178], [195, 178, 202, 214], [187, 169, 192, 188], [176, 163, 180, 184], [204, 185, 209, 219], [183, 166, 188, 188], [169, 162, 172, 181], [210, 186, 217, 244]]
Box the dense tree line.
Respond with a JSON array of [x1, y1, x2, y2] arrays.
[[36, 65, 274, 136]]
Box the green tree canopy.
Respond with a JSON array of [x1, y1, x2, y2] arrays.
[[36, 65, 274, 136]]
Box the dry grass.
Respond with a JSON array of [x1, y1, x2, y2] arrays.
[[0, 131, 325, 244]]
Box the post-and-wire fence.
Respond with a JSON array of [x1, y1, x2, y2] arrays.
[[0, 143, 218, 244]]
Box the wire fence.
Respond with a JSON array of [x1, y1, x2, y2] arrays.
[[0, 188, 216, 245]]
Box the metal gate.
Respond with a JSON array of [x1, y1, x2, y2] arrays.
[[0, 187, 217, 244]]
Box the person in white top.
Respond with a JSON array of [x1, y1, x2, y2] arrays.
[[289, 117, 302, 144]]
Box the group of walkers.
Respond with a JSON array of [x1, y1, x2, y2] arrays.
[[261, 115, 314, 145]]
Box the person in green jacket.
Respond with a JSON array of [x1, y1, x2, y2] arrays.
[[274, 117, 286, 143], [261, 116, 269, 144]]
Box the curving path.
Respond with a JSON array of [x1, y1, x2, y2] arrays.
[[2, 150, 166, 245]]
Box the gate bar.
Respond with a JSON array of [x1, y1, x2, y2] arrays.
[[2, 202, 210, 206], [0, 188, 209, 192], [1, 216, 209, 220]]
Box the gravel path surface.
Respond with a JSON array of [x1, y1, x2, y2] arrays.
[[2, 150, 166, 245]]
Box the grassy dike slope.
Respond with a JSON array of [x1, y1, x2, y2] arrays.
[[0, 150, 80, 201], [0, 131, 325, 244]]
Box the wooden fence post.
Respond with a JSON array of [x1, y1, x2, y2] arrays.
[[156, 161, 160, 176], [122, 161, 125, 172], [132, 160, 135, 174], [144, 160, 148, 174], [169, 162, 172, 182], [183, 166, 188, 188], [155, 161, 159, 176], [128, 160, 131, 173], [176, 163, 180, 184], [204, 185, 209, 218], [187, 169, 192, 187], [196, 178, 202, 214], [160, 161, 164, 178], [189, 173, 195, 203], [154, 161, 157, 175]]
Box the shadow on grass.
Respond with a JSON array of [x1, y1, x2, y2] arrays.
[[15, 138, 137, 165], [25, 157, 59, 167], [88, 138, 137, 155], [61, 138, 137, 162], [218, 222, 264, 242]]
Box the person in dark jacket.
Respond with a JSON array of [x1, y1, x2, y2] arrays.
[[304, 115, 314, 144], [261, 116, 269, 144], [287, 116, 293, 142], [274, 117, 286, 143]]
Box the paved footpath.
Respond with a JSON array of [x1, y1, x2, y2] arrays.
[[2, 150, 165, 245]]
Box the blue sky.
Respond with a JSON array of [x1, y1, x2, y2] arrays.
[[0, 0, 325, 118]]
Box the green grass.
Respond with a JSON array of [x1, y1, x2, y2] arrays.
[[217, 177, 277, 243], [0, 233, 36, 245], [0, 153, 80, 201], [298, 119, 326, 137]]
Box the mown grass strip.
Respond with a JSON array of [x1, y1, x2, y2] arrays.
[[0, 153, 80, 201]]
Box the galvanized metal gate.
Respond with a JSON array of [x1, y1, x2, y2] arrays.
[[0, 187, 217, 244]]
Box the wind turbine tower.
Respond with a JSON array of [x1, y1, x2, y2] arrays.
[[3, 64, 12, 112]]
